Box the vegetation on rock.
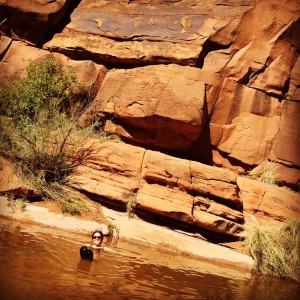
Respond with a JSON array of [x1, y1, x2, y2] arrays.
[[125, 192, 138, 219], [0, 57, 99, 214], [259, 161, 278, 186], [243, 220, 300, 282]]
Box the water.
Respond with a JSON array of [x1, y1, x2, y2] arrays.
[[0, 218, 299, 300]]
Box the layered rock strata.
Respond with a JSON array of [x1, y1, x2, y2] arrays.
[[67, 139, 300, 238], [0, 0, 299, 240], [45, 0, 256, 66]]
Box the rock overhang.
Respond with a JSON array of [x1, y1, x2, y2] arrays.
[[44, 0, 256, 66]]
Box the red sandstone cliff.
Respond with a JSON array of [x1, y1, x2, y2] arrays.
[[0, 0, 299, 239]]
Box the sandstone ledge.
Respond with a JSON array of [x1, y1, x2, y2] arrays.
[[67, 140, 300, 238]]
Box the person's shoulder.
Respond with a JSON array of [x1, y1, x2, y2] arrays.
[[91, 245, 104, 250], [102, 247, 118, 253]]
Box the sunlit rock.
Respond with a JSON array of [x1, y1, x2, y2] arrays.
[[237, 177, 300, 225], [193, 209, 244, 238], [190, 160, 240, 207], [68, 140, 145, 208], [88, 64, 207, 152], [0, 156, 39, 197], [136, 182, 194, 224], [45, 0, 255, 66], [273, 101, 300, 167]]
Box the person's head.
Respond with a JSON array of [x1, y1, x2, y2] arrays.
[[91, 230, 103, 246]]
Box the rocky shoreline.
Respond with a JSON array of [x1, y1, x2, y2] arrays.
[[0, 196, 253, 272]]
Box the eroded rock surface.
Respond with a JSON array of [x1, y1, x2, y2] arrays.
[[0, 0, 299, 240], [67, 140, 300, 238], [0, 157, 38, 197], [81, 64, 207, 152], [238, 177, 300, 224], [45, 0, 255, 66]]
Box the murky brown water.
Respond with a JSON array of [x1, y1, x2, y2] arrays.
[[0, 217, 299, 300]]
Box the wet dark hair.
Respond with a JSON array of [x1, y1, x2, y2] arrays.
[[80, 246, 93, 261], [92, 230, 104, 242]]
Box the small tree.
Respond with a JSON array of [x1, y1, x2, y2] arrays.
[[0, 57, 98, 213]]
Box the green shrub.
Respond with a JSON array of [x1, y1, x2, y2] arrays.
[[243, 220, 300, 282], [0, 57, 98, 213], [0, 57, 85, 127]]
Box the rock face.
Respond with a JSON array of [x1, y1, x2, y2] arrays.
[[0, 0, 299, 239], [0, 157, 38, 197], [0, 40, 107, 99], [81, 64, 207, 152], [45, 0, 255, 66], [68, 140, 299, 237], [238, 177, 300, 224], [69, 140, 246, 238]]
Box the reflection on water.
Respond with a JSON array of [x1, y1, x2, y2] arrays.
[[0, 218, 299, 299]]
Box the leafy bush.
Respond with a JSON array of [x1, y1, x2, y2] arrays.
[[0, 57, 98, 213], [243, 220, 300, 282], [0, 56, 85, 127]]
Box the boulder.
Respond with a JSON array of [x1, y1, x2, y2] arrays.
[[190, 160, 240, 207], [248, 17, 300, 98], [0, 0, 74, 45], [194, 196, 244, 223], [201, 0, 300, 98], [208, 80, 282, 166], [220, 0, 299, 92], [86, 64, 207, 153], [45, 0, 255, 66], [68, 140, 145, 207], [0, 156, 39, 197], [217, 112, 280, 166], [136, 182, 194, 224], [210, 79, 282, 126], [193, 209, 244, 238], [237, 177, 300, 224], [141, 150, 192, 191]]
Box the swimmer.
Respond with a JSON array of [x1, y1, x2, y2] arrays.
[[80, 230, 104, 261], [80, 230, 117, 261]]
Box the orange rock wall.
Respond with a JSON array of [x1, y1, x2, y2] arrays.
[[0, 0, 299, 238]]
